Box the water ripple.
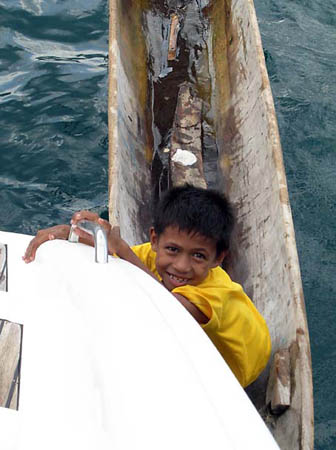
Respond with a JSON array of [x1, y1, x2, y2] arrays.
[[0, 0, 109, 233]]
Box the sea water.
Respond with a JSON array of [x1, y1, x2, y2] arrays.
[[0, 1, 335, 448], [0, 0, 109, 234]]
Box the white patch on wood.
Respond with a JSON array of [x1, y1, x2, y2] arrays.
[[172, 149, 197, 166]]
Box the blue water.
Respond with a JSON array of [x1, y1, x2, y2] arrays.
[[0, 1, 335, 448], [0, 0, 109, 234]]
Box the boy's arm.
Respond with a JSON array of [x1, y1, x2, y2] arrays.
[[112, 235, 161, 282], [173, 293, 209, 324], [23, 225, 71, 263], [23, 223, 95, 263]]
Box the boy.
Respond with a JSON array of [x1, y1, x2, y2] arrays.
[[23, 184, 271, 387]]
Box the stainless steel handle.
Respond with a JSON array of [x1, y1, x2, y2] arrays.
[[77, 220, 108, 264]]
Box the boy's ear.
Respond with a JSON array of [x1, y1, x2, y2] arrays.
[[211, 250, 228, 268], [149, 227, 158, 252]]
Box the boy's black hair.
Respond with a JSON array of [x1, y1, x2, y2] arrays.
[[153, 184, 235, 255]]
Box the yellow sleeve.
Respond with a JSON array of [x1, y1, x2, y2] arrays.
[[131, 242, 161, 280], [173, 270, 271, 387]]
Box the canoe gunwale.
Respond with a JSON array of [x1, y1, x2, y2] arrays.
[[245, 3, 314, 446]]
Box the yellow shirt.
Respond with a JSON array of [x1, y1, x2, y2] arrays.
[[132, 242, 271, 387]]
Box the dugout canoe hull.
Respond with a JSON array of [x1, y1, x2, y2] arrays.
[[107, 1, 314, 449]]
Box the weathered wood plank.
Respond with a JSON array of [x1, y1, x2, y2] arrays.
[[168, 13, 180, 61], [8, 379, 18, 410], [169, 83, 207, 188], [266, 348, 291, 415], [0, 320, 22, 410]]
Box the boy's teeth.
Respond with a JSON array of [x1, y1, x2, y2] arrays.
[[169, 273, 187, 282]]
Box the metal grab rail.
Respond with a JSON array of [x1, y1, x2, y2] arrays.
[[76, 220, 109, 264]]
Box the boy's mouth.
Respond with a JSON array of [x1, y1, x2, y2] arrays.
[[167, 272, 190, 286]]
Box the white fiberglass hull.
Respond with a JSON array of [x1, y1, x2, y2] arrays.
[[0, 230, 279, 449]]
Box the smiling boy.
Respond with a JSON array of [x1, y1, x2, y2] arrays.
[[23, 184, 271, 387]]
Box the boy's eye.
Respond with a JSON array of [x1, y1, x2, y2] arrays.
[[166, 246, 178, 253], [193, 252, 206, 260]]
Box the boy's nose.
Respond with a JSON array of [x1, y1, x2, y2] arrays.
[[173, 254, 191, 274]]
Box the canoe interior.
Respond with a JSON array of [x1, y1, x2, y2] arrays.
[[108, 1, 313, 448]]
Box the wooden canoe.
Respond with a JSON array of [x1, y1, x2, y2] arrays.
[[107, 0, 314, 448]]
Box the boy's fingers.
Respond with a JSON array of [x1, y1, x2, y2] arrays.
[[23, 241, 37, 263], [22, 255, 33, 263], [98, 218, 111, 232], [73, 227, 92, 240], [110, 226, 121, 238], [71, 210, 99, 225], [23, 231, 55, 263]]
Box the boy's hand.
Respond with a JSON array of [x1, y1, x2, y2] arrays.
[[23, 224, 70, 263], [71, 210, 122, 255], [70, 210, 107, 242], [22, 211, 122, 264], [107, 225, 123, 255]]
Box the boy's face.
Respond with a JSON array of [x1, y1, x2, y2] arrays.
[[150, 226, 226, 291]]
